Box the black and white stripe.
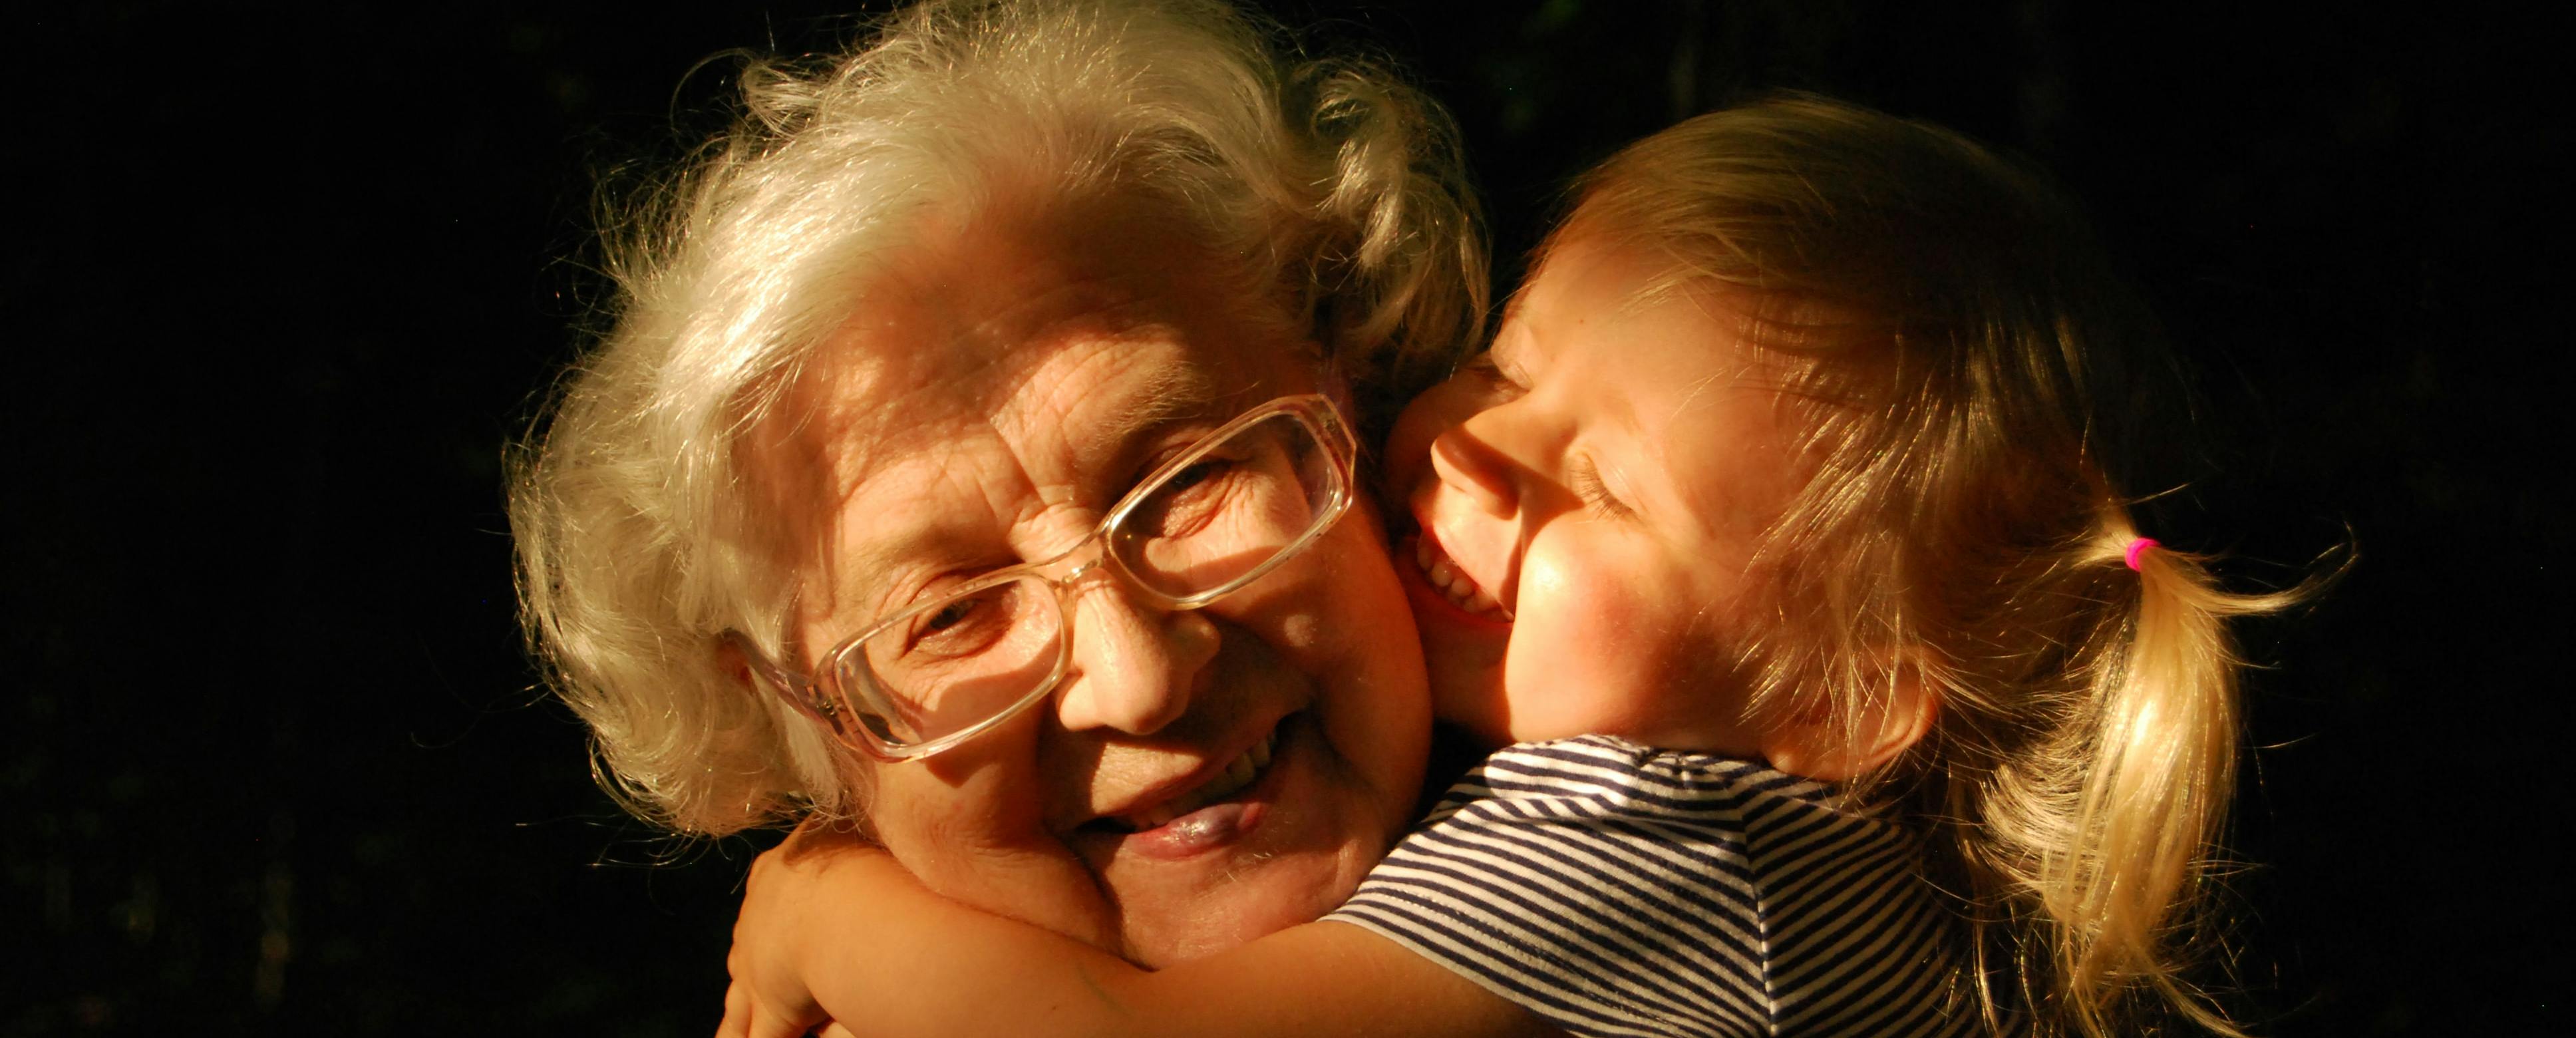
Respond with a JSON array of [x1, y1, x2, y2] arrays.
[[1329, 736, 1985, 1037]]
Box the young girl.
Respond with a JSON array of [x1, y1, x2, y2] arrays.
[[723, 95, 2303, 1038]]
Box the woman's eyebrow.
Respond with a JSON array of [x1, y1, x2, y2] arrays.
[[1095, 364, 1225, 447], [1069, 367, 1238, 500], [822, 476, 985, 617], [830, 364, 1233, 614]]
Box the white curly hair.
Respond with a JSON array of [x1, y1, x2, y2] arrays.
[[509, 0, 1485, 836]]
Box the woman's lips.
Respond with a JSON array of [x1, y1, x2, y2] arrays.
[[1124, 800, 1263, 860], [1107, 727, 1276, 830], [1089, 717, 1293, 862]]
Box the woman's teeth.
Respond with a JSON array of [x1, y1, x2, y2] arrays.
[[1414, 536, 1512, 620], [1112, 729, 1277, 832]]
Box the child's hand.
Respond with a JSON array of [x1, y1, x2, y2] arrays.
[[714, 820, 886, 1038], [717, 975, 822, 1038]]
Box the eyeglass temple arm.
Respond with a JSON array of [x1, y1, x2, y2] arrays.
[[720, 630, 848, 735]]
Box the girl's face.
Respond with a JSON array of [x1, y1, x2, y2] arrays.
[[1385, 234, 1806, 753]]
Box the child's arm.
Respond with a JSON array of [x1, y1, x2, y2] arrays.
[[721, 829, 1560, 1038]]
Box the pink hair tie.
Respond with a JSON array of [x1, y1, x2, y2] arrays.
[[2123, 538, 2159, 572]]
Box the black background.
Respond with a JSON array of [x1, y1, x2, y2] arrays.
[[8, 1, 2565, 1034]]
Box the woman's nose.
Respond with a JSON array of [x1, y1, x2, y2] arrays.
[[1052, 580, 1219, 736]]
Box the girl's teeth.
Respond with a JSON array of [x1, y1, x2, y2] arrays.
[[1414, 535, 1512, 621], [1411, 540, 1504, 620]]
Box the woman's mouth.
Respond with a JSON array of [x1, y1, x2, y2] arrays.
[[1076, 715, 1299, 862], [1100, 726, 1279, 833], [1411, 534, 1512, 621]]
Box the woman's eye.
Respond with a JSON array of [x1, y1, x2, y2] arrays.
[[1158, 458, 1227, 495], [1132, 456, 1241, 538], [899, 599, 983, 657], [916, 597, 977, 635], [894, 583, 1031, 663]]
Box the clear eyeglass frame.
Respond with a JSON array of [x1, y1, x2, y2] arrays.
[[724, 393, 1359, 763]]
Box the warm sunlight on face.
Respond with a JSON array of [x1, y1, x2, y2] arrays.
[[1384, 235, 1806, 753], [757, 197, 1428, 966]]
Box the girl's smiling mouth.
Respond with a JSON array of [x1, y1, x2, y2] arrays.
[[1412, 533, 1512, 620], [1400, 522, 1515, 624]]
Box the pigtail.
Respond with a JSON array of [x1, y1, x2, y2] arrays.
[[2036, 526, 2301, 1037], [1935, 524, 2315, 1038]]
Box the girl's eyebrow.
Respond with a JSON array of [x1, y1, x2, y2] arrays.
[[1496, 275, 1538, 324], [1486, 315, 1543, 377]]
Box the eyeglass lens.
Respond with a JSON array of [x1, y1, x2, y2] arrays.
[[842, 411, 1341, 747], [1112, 411, 1337, 599]]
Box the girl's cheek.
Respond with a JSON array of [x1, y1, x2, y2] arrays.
[[1508, 542, 1685, 737]]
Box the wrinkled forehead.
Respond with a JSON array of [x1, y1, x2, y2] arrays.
[[785, 279, 1209, 470], [774, 305, 1225, 514], [734, 199, 1314, 609]]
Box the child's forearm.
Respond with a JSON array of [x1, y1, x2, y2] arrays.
[[798, 851, 1144, 1037], [812, 853, 1555, 1038]]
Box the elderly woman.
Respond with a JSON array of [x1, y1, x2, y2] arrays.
[[511, 0, 1482, 975]]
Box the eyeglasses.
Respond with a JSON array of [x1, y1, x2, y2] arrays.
[[728, 394, 1359, 762]]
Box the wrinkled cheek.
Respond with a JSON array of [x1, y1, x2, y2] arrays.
[[1309, 520, 1430, 807], [864, 744, 1121, 952], [1241, 513, 1422, 688]]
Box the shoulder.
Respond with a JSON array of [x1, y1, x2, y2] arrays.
[[1448, 735, 1834, 818], [1444, 737, 1925, 887], [1334, 738, 1798, 1037]]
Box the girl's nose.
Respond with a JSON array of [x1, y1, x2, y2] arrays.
[[1426, 425, 1520, 518]]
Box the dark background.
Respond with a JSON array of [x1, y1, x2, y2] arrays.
[[8, 1, 2564, 1034]]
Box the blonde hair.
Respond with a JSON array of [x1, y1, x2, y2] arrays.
[[1557, 95, 2316, 1036], [509, 0, 1484, 837]]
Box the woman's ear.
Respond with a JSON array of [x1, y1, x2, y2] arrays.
[[720, 631, 840, 733], [1760, 664, 1937, 782], [715, 636, 756, 690]]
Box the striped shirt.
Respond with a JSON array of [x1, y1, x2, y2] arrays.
[[1328, 736, 1984, 1037]]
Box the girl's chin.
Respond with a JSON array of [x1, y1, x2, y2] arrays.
[[1426, 665, 1512, 749], [1392, 566, 1504, 735]]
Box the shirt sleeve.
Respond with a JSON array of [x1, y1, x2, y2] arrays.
[[1326, 739, 1775, 1038]]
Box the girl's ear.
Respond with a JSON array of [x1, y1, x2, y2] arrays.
[[1760, 663, 1937, 782]]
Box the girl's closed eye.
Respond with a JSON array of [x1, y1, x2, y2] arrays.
[[1568, 457, 1635, 519]]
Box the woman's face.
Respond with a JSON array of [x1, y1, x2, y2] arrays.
[[750, 198, 1430, 966]]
